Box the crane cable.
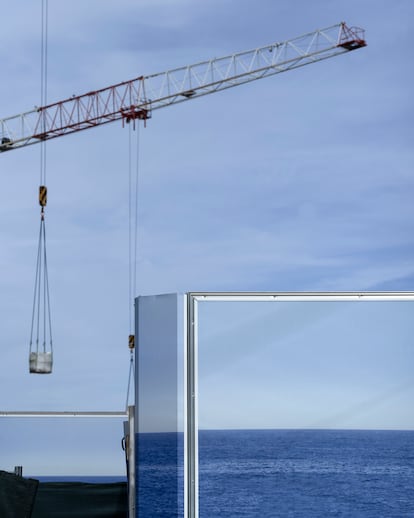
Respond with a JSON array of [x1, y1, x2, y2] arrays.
[[40, 0, 48, 186], [29, 0, 53, 374], [29, 202, 53, 357], [125, 121, 141, 408]]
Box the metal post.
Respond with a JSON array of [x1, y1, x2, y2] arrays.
[[14, 466, 23, 477], [127, 405, 135, 518], [187, 295, 198, 518]]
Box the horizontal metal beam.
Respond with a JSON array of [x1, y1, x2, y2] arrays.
[[0, 411, 128, 418], [189, 291, 414, 302]]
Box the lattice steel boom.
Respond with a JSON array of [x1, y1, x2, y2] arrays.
[[0, 22, 365, 152]]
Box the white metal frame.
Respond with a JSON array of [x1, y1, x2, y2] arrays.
[[186, 291, 414, 518], [0, 411, 128, 417]]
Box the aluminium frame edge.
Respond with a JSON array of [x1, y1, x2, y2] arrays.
[[186, 294, 199, 518], [185, 290, 414, 518], [188, 291, 414, 302]]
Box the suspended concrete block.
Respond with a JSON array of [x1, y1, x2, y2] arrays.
[[29, 352, 53, 374]]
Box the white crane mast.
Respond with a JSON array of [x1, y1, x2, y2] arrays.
[[0, 22, 365, 152]]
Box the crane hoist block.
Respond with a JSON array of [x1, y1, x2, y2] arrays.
[[39, 186, 47, 207]]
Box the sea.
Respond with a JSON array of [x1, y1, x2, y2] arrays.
[[36, 476, 127, 483], [138, 429, 414, 517], [198, 429, 414, 517], [39, 429, 414, 517]]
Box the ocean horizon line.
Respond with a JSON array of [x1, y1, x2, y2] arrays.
[[139, 426, 414, 434]]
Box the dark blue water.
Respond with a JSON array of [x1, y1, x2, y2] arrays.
[[199, 429, 414, 517], [40, 430, 414, 517], [136, 429, 414, 517], [35, 476, 126, 483], [137, 432, 184, 517]]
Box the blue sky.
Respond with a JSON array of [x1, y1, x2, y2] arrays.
[[198, 300, 414, 430], [0, 1, 413, 474]]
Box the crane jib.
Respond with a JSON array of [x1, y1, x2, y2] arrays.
[[0, 22, 365, 152]]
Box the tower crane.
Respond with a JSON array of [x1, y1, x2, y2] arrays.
[[1, 21, 366, 374], [0, 22, 365, 152]]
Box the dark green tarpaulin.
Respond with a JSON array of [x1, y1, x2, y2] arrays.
[[0, 470, 39, 518], [32, 481, 128, 517]]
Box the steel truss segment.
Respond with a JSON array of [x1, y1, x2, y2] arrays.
[[0, 22, 365, 152]]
